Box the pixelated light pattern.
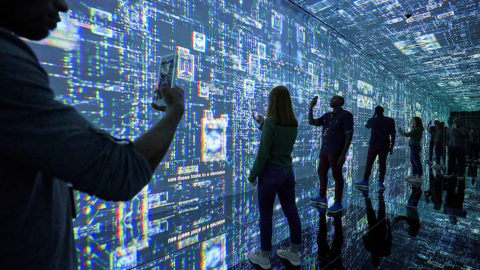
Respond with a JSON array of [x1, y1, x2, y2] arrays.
[[293, 0, 480, 110], [27, 0, 451, 269]]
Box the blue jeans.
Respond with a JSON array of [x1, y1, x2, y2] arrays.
[[410, 145, 422, 177], [258, 164, 302, 251]]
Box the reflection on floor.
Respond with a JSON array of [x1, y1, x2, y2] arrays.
[[134, 161, 480, 269]]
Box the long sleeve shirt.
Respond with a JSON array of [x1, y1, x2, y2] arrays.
[[248, 117, 297, 182], [399, 127, 423, 147], [0, 27, 153, 269]]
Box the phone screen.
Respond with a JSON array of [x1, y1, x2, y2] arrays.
[[154, 54, 176, 106]]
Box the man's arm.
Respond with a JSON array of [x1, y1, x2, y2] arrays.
[[133, 87, 184, 170], [0, 49, 182, 202], [365, 118, 373, 129], [308, 96, 323, 126]]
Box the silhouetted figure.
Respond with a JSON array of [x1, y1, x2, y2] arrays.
[[317, 212, 344, 269], [432, 121, 446, 173], [0, 1, 185, 269], [426, 120, 438, 164], [309, 95, 354, 215], [362, 191, 392, 268], [248, 86, 301, 269], [443, 177, 467, 224], [394, 186, 421, 237], [447, 118, 468, 180], [355, 106, 396, 191], [399, 117, 424, 184]]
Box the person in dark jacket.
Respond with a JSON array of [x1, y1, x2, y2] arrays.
[[355, 106, 396, 191], [248, 86, 302, 269]]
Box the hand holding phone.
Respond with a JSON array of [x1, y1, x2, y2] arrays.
[[153, 54, 177, 108], [310, 96, 318, 109]]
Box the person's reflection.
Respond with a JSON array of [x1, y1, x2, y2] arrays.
[[444, 176, 467, 224], [362, 190, 391, 267], [424, 167, 444, 210], [394, 185, 421, 237], [317, 210, 344, 269]]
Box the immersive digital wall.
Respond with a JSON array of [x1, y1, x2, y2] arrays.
[[28, 0, 450, 269]]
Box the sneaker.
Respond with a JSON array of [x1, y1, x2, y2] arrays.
[[355, 180, 369, 190], [457, 176, 465, 181], [432, 163, 441, 171], [276, 247, 301, 266], [249, 250, 271, 269], [327, 200, 343, 214], [310, 196, 327, 208], [378, 182, 385, 191]]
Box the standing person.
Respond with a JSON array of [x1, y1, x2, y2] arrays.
[[446, 118, 468, 180], [471, 127, 480, 162], [432, 121, 446, 173], [355, 106, 396, 191], [398, 117, 424, 183], [308, 95, 354, 214], [426, 121, 438, 164], [0, 1, 185, 269], [248, 86, 302, 269]]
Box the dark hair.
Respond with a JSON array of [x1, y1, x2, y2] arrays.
[[267, 86, 298, 127], [375, 106, 384, 116], [333, 95, 345, 106], [413, 117, 424, 130]]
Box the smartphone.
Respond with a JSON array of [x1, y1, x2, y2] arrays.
[[154, 54, 177, 107]]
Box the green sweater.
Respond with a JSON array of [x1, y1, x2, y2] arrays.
[[248, 117, 298, 182], [400, 127, 423, 146]]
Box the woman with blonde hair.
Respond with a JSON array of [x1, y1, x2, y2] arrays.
[[248, 86, 302, 269]]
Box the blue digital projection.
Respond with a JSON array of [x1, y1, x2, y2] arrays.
[[293, 0, 480, 110], [27, 0, 454, 268]]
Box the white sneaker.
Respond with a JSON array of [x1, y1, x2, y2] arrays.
[[432, 163, 441, 171], [276, 247, 301, 266], [457, 176, 464, 181], [249, 250, 271, 269]]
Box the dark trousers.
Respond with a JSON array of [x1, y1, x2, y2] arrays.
[[258, 164, 301, 251], [410, 145, 423, 177], [447, 146, 466, 177], [318, 152, 344, 202], [429, 139, 435, 160], [470, 143, 479, 160], [363, 146, 388, 182], [435, 143, 445, 164]]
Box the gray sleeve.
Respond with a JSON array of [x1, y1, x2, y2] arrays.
[[0, 45, 152, 202]]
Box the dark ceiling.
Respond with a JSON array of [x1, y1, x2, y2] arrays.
[[291, 0, 480, 111]]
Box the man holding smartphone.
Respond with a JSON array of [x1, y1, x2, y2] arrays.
[[308, 95, 354, 214], [355, 106, 396, 192], [0, 1, 184, 269]]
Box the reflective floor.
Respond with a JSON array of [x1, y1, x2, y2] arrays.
[[130, 161, 480, 269]]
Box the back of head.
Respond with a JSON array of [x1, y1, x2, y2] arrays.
[[267, 86, 298, 127], [374, 106, 384, 116]]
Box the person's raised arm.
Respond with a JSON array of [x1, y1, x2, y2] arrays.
[[0, 48, 181, 202], [133, 87, 184, 170], [308, 96, 323, 126]]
